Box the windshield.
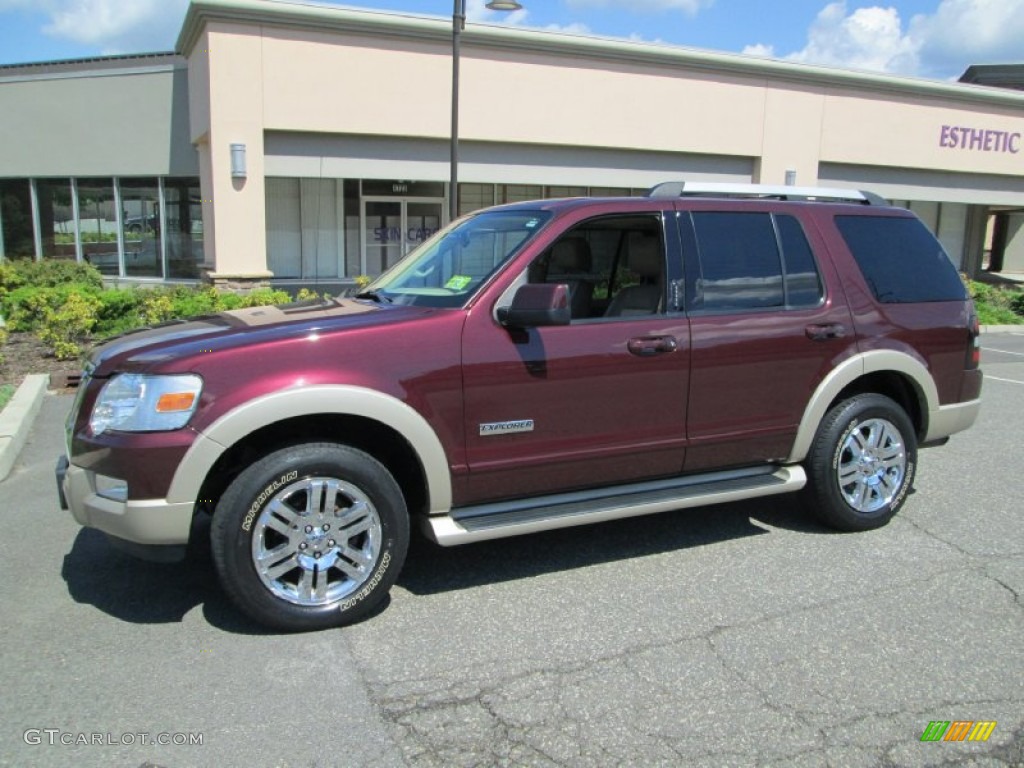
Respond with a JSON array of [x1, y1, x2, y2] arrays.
[[362, 210, 552, 307]]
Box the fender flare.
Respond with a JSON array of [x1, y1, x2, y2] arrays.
[[166, 385, 452, 514], [787, 350, 938, 463]]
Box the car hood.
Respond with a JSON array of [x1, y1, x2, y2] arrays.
[[87, 298, 428, 376]]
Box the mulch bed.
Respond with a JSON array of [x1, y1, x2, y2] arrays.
[[0, 333, 89, 392]]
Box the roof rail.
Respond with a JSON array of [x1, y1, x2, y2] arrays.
[[647, 181, 888, 206]]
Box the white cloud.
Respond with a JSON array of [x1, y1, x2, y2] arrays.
[[24, 0, 189, 55], [753, 0, 1024, 79], [910, 0, 1024, 75], [783, 2, 919, 74], [742, 42, 775, 58], [566, 0, 714, 14], [545, 21, 593, 34]]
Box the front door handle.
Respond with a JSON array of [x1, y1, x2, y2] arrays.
[[628, 335, 678, 357], [805, 323, 847, 341]]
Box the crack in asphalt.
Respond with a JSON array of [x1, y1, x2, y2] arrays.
[[358, 553, 1023, 765]]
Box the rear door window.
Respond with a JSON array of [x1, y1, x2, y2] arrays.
[[689, 212, 824, 311], [835, 215, 967, 303]]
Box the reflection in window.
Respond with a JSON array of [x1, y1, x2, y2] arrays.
[[76, 178, 118, 275], [165, 179, 204, 279], [0, 179, 34, 259], [692, 212, 785, 310], [120, 178, 161, 278], [37, 179, 75, 260], [776, 215, 823, 307]]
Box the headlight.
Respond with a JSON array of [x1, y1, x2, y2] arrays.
[[90, 373, 203, 435]]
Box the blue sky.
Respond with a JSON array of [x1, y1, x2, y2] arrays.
[[0, 0, 1021, 80]]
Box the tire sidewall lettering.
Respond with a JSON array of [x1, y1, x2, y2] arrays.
[[892, 459, 914, 510], [241, 470, 299, 532], [339, 549, 391, 613], [831, 417, 860, 472]]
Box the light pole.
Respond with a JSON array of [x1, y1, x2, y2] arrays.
[[450, 0, 523, 222]]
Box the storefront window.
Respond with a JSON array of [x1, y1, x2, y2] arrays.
[[165, 178, 204, 279], [589, 186, 631, 197], [35, 179, 75, 260], [120, 178, 162, 278], [344, 179, 361, 278], [76, 178, 118, 274], [499, 185, 543, 204], [458, 183, 495, 216], [0, 179, 34, 260], [266, 177, 346, 280], [545, 186, 587, 199]]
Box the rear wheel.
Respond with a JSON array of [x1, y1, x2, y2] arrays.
[[211, 443, 408, 631], [805, 394, 917, 531]]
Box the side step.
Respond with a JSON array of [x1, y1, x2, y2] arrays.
[[425, 465, 806, 546]]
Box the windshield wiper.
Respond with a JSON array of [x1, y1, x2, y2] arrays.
[[354, 289, 393, 304]]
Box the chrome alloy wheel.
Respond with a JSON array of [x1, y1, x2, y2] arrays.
[[836, 417, 907, 514], [251, 476, 382, 606]]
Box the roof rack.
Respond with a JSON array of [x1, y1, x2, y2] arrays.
[[647, 181, 888, 206]]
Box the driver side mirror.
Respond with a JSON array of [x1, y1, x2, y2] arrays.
[[498, 283, 571, 328]]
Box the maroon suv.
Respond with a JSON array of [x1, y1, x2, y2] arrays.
[[57, 182, 982, 631]]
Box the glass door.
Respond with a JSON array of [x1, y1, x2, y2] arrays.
[[361, 197, 444, 277]]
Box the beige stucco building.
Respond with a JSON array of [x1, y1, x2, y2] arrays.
[[2, 0, 1023, 286]]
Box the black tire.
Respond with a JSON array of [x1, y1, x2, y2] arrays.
[[805, 394, 917, 532], [211, 443, 408, 631]]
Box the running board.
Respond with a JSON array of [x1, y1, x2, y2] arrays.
[[425, 465, 806, 546]]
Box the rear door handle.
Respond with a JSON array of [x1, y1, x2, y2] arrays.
[[628, 335, 678, 356], [805, 323, 847, 341]]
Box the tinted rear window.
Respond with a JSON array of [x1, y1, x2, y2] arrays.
[[836, 215, 966, 303]]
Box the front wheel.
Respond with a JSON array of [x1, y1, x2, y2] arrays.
[[805, 394, 917, 531], [211, 443, 409, 631]]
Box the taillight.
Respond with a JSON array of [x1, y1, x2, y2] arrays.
[[966, 313, 980, 370]]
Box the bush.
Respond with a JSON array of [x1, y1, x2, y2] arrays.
[[3, 284, 99, 332], [969, 280, 1024, 325], [94, 289, 145, 338], [1010, 292, 1024, 317], [0, 258, 102, 291], [37, 291, 100, 360]]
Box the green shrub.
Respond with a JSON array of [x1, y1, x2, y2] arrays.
[[140, 292, 176, 326], [3, 284, 100, 332], [1009, 292, 1024, 317], [37, 291, 100, 360], [0, 258, 102, 290], [94, 289, 145, 338], [969, 280, 1024, 325], [166, 285, 222, 318], [239, 288, 292, 308], [0, 325, 7, 365], [977, 303, 1023, 325]]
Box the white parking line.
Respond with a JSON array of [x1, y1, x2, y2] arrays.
[[982, 347, 1024, 357], [986, 375, 1024, 386]]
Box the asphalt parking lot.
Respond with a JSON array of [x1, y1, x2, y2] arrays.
[[1, 332, 1022, 768]]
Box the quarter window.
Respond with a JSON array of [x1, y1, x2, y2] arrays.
[[835, 215, 967, 303]]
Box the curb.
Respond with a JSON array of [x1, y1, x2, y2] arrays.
[[981, 325, 1024, 334], [0, 374, 50, 482]]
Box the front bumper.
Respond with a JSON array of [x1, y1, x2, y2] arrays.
[[58, 456, 194, 549]]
